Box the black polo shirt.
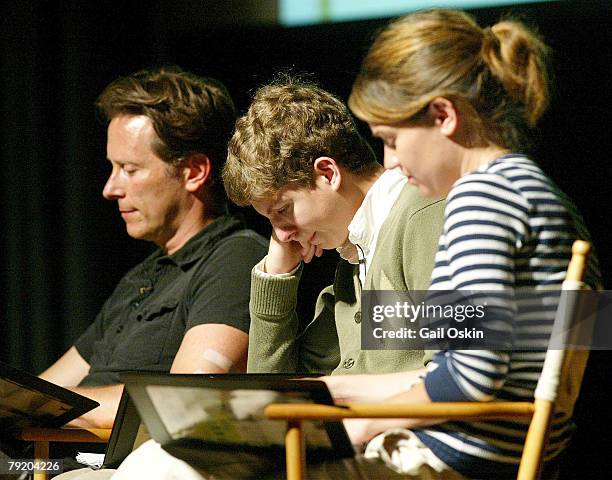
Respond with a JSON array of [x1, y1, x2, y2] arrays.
[[75, 215, 267, 386]]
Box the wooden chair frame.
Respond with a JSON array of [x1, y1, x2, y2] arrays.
[[14, 427, 111, 480], [265, 240, 591, 480]]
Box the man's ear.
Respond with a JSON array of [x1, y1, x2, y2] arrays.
[[183, 153, 212, 193], [313, 157, 342, 191], [428, 97, 459, 137]]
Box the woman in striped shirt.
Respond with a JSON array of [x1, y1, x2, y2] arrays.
[[347, 8, 602, 479]]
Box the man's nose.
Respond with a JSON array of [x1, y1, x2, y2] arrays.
[[102, 171, 125, 200], [274, 226, 296, 243]]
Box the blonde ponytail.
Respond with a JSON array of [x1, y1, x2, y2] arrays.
[[482, 21, 551, 127]]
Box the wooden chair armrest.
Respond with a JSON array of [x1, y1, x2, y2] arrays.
[[14, 427, 112, 443], [265, 401, 535, 421], [12, 428, 112, 480]]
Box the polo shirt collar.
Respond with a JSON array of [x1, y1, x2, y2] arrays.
[[158, 215, 244, 268]]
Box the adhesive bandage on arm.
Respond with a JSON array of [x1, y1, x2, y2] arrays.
[[197, 348, 234, 372]]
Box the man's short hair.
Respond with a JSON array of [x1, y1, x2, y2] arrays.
[[223, 77, 378, 206], [96, 66, 236, 210]]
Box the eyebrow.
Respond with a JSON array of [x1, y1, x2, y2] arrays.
[[107, 158, 138, 166]]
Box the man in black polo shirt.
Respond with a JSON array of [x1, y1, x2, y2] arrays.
[[38, 67, 267, 428]]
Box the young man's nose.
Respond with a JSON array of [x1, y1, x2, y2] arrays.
[[274, 226, 296, 243]]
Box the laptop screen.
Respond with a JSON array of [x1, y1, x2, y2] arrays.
[[120, 373, 354, 459], [146, 385, 333, 448], [0, 361, 99, 432]]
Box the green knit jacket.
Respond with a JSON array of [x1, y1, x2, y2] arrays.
[[247, 185, 445, 375]]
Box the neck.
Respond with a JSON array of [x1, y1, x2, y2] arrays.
[[347, 164, 384, 210], [460, 145, 510, 176], [162, 200, 217, 255]]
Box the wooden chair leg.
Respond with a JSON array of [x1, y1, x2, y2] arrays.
[[286, 420, 305, 480], [517, 399, 554, 480], [33, 440, 50, 480]]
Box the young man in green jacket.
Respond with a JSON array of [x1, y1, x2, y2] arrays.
[[223, 79, 445, 405]]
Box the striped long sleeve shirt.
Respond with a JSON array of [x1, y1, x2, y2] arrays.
[[414, 155, 601, 479]]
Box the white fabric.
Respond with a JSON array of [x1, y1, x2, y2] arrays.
[[76, 452, 105, 468], [81, 435, 463, 480], [53, 468, 115, 480], [343, 167, 407, 284], [364, 428, 464, 478], [535, 279, 588, 402], [111, 440, 206, 480]]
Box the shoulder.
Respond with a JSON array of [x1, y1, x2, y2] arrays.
[[385, 185, 445, 236], [216, 228, 269, 250], [207, 228, 268, 266], [187, 228, 268, 294], [392, 184, 446, 220], [447, 157, 536, 216]]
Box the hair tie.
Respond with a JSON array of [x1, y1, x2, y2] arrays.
[[482, 26, 499, 47]]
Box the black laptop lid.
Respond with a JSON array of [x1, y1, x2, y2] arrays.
[[0, 361, 99, 433], [102, 389, 145, 468], [120, 372, 354, 460]]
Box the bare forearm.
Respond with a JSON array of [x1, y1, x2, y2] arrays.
[[66, 384, 124, 429], [322, 369, 427, 403], [343, 380, 440, 445], [39, 346, 90, 387]]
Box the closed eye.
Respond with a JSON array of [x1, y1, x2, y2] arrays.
[[122, 164, 138, 175], [276, 204, 290, 215]]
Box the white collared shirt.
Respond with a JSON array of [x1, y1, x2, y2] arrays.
[[340, 168, 407, 285]]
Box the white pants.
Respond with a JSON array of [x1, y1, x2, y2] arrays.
[[54, 431, 464, 480]]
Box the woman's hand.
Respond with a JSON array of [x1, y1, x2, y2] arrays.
[[343, 418, 378, 447]]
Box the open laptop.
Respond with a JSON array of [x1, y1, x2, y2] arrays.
[[120, 372, 354, 474], [0, 361, 99, 433], [98, 389, 148, 468]]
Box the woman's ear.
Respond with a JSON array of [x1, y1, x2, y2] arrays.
[[183, 153, 212, 193], [428, 97, 459, 137], [313, 157, 342, 191]]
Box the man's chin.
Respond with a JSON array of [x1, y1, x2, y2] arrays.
[[125, 226, 149, 241]]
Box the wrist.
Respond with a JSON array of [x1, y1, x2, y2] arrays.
[[264, 255, 301, 274]]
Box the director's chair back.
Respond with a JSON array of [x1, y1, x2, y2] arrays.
[[265, 240, 593, 480]]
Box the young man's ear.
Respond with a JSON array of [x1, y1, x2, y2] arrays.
[[182, 153, 212, 192], [428, 97, 459, 137], [313, 157, 342, 191]]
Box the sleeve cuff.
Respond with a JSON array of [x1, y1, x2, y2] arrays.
[[424, 352, 472, 402], [250, 262, 303, 316]]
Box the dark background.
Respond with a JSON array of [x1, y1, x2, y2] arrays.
[[0, 0, 610, 477]]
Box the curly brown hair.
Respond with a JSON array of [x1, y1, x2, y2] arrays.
[[223, 77, 378, 206]]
